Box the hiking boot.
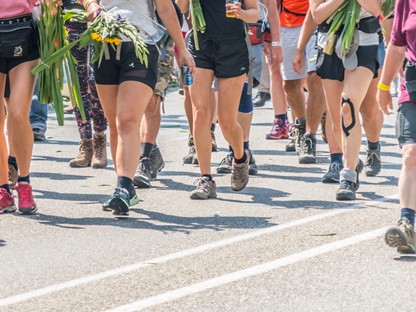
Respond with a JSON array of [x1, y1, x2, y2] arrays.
[[102, 185, 138, 211], [385, 218, 416, 254], [91, 132, 108, 169], [322, 162, 343, 183], [253, 91, 271, 107], [15, 182, 37, 215], [133, 157, 152, 188], [248, 149, 258, 175], [183, 145, 196, 164], [231, 150, 249, 191], [298, 133, 317, 164], [294, 119, 306, 154], [0, 188, 16, 213], [336, 180, 357, 201], [364, 144, 381, 177], [211, 130, 218, 152], [33, 128, 46, 142], [266, 119, 289, 140], [149, 145, 165, 180], [108, 187, 131, 216], [217, 152, 233, 174], [320, 112, 327, 143], [8, 164, 18, 189], [190, 177, 217, 199], [69, 139, 93, 168], [285, 124, 296, 152]]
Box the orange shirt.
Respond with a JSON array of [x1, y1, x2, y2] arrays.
[[280, 0, 309, 28]]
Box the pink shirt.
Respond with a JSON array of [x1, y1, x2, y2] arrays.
[[0, 1, 36, 19]]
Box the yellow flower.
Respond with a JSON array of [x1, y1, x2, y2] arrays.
[[104, 37, 122, 46], [91, 33, 102, 42]]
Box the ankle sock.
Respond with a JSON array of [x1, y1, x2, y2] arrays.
[[210, 123, 216, 132], [275, 113, 287, 122], [234, 151, 247, 164], [330, 153, 343, 164], [17, 175, 30, 184], [141, 142, 154, 159], [368, 141, 379, 150], [202, 174, 213, 181], [401, 208, 415, 226], [8, 156, 18, 171], [243, 141, 249, 150], [228, 146, 234, 154], [117, 176, 133, 191], [0, 184, 11, 195]]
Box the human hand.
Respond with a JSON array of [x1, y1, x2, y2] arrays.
[[292, 48, 305, 75], [377, 89, 393, 115], [177, 48, 196, 74]]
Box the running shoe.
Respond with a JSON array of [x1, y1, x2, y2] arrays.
[[294, 119, 306, 154], [231, 151, 249, 191], [336, 180, 357, 201], [102, 186, 138, 211], [183, 145, 196, 164], [133, 157, 152, 188], [0, 188, 16, 213], [108, 187, 131, 216], [266, 119, 289, 140], [298, 133, 317, 164], [385, 218, 416, 254], [253, 92, 271, 107], [364, 144, 381, 177], [322, 162, 343, 183], [16, 183, 37, 215], [149, 145, 165, 180], [217, 152, 233, 174], [286, 124, 296, 152], [190, 177, 217, 199]]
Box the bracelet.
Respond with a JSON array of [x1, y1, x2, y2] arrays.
[[377, 82, 390, 91], [271, 41, 282, 47]]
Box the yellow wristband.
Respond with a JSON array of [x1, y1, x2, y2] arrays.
[[377, 82, 390, 91]]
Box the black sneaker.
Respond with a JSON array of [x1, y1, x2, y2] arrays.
[[133, 157, 152, 188], [183, 145, 196, 164], [102, 186, 138, 211], [33, 128, 46, 142], [294, 119, 306, 154], [385, 218, 416, 254], [253, 92, 271, 107], [364, 144, 381, 177], [285, 125, 296, 152], [322, 162, 343, 183], [298, 133, 316, 164], [217, 152, 233, 174], [248, 149, 258, 175], [149, 145, 165, 180], [336, 180, 357, 200], [108, 187, 131, 215]]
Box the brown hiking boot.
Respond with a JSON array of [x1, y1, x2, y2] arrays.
[[8, 164, 18, 189], [91, 132, 108, 169], [69, 139, 93, 168]]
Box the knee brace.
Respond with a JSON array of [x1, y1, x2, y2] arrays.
[[238, 82, 254, 114], [341, 96, 356, 137]]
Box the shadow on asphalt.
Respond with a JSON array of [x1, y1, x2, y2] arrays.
[[0, 240, 6, 247], [31, 172, 93, 181], [393, 256, 416, 262]]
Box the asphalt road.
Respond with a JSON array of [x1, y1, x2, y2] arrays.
[[0, 89, 409, 312]]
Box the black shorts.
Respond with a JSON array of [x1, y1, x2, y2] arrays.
[[93, 42, 159, 90], [316, 44, 379, 81], [396, 102, 416, 148], [188, 34, 249, 78]]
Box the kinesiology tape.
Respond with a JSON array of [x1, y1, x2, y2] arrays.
[[341, 96, 356, 137]]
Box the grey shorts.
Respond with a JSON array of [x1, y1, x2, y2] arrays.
[[396, 102, 416, 148]]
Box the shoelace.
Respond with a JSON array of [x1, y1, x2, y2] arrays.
[[300, 137, 313, 154], [193, 178, 213, 192], [219, 155, 233, 166], [366, 150, 380, 167], [340, 180, 354, 191], [139, 159, 151, 175]]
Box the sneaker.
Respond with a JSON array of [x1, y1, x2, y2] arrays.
[[149, 145, 165, 180], [183, 145, 196, 164], [265, 119, 289, 140], [190, 177, 217, 199], [285, 124, 296, 152], [294, 119, 306, 154], [253, 91, 271, 107], [33, 128, 46, 142], [15, 182, 37, 215], [102, 186, 138, 211], [298, 133, 317, 164], [0, 188, 16, 213], [320, 112, 327, 144], [8, 164, 18, 189], [133, 157, 152, 188], [211, 130, 218, 152], [322, 162, 343, 183], [192, 152, 199, 165], [336, 180, 357, 201], [364, 144, 381, 177], [217, 152, 233, 174], [108, 187, 131, 216], [248, 149, 258, 175], [385, 218, 416, 254], [231, 151, 249, 191]]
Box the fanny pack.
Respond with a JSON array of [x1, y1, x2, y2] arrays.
[[0, 19, 35, 58], [358, 16, 381, 34], [248, 22, 265, 45], [405, 61, 416, 102]]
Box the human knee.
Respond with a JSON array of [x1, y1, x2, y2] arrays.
[[402, 145, 416, 169], [193, 106, 211, 123], [283, 80, 302, 94]]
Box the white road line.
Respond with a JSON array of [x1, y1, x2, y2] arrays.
[[108, 226, 389, 312], [0, 195, 397, 307]]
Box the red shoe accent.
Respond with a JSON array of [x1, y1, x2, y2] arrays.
[[0, 188, 16, 213], [16, 183, 37, 215], [266, 119, 289, 140]]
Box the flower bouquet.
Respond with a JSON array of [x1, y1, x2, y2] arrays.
[[190, 0, 206, 50]]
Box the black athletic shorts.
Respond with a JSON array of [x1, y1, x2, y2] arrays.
[[93, 42, 159, 89], [316, 44, 380, 81], [396, 102, 416, 148], [188, 33, 249, 78]]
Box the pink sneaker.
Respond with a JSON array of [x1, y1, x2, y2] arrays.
[[0, 188, 16, 213], [16, 183, 37, 215], [266, 119, 289, 140]]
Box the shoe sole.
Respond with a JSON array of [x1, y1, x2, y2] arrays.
[[364, 167, 381, 177], [322, 176, 339, 184], [336, 191, 356, 201], [266, 135, 289, 140], [286, 146, 296, 152], [92, 163, 108, 169], [69, 163, 91, 168], [109, 198, 129, 216], [190, 192, 217, 200], [385, 227, 416, 254], [0, 206, 17, 213], [183, 158, 193, 164], [298, 156, 317, 164], [133, 176, 151, 188], [17, 206, 38, 215]]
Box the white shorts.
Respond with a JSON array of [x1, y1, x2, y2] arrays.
[[281, 26, 317, 81]]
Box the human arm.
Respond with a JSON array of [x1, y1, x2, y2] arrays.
[[79, 0, 102, 22], [262, 0, 282, 70], [176, 0, 189, 14], [309, 0, 344, 25], [356, 0, 382, 18], [293, 9, 317, 74]]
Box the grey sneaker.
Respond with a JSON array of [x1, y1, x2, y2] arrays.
[[322, 162, 343, 183], [217, 152, 233, 174], [298, 133, 317, 164], [149, 145, 165, 180], [133, 157, 152, 188], [294, 119, 306, 154], [248, 149, 258, 175], [286, 125, 296, 152], [190, 177, 217, 199], [183, 145, 196, 164], [385, 218, 416, 254], [231, 151, 249, 191], [336, 180, 357, 200], [364, 144, 381, 177]]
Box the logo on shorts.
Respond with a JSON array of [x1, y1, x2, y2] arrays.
[[240, 67, 246, 71], [128, 63, 135, 68], [14, 45, 23, 57]]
